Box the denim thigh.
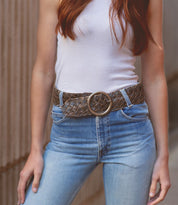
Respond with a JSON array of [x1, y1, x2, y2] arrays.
[[22, 105, 99, 205], [22, 101, 157, 205], [102, 102, 157, 205]]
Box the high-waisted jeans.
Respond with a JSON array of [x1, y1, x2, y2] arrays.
[[22, 86, 157, 205]]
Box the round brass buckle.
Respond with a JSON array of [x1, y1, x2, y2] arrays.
[[87, 91, 113, 116]]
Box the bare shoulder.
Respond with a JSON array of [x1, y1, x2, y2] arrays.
[[140, 0, 164, 82], [147, 0, 163, 15], [39, 0, 60, 10], [146, 0, 163, 49], [34, 0, 61, 75]]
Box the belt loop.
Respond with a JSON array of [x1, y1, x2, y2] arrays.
[[59, 91, 64, 107], [120, 88, 133, 107]]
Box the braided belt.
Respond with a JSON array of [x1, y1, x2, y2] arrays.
[[52, 82, 145, 118]]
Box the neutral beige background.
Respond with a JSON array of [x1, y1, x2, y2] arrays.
[[0, 0, 177, 204]]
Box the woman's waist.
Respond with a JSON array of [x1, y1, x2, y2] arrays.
[[55, 76, 139, 93]]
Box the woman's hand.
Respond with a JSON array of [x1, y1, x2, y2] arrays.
[[147, 156, 171, 205], [17, 149, 44, 205]]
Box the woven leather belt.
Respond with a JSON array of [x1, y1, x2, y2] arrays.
[[52, 82, 145, 118]]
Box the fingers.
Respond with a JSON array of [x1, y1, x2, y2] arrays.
[[32, 170, 43, 193], [17, 168, 43, 204], [17, 185, 21, 205], [16, 152, 44, 204], [147, 181, 171, 205], [17, 170, 32, 205], [149, 176, 159, 198]]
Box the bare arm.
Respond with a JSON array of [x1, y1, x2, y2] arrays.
[[17, 0, 60, 204], [30, 0, 59, 152], [140, 0, 171, 204], [141, 0, 168, 159]]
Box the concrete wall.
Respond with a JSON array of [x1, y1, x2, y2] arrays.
[[163, 0, 178, 130], [0, 0, 177, 204], [0, 1, 42, 204], [163, 0, 178, 79]]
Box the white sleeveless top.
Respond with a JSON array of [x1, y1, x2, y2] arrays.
[[54, 0, 139, 93]]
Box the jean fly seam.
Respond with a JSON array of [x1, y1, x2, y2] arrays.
[[106, 114, 111, 149], [102, 115, 111, 153], [95, 116, 101, 162]]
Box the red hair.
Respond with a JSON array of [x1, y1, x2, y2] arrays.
[[55, 0, 156, 56]]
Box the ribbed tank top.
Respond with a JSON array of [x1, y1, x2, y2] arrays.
[[54, 0, 139, 93]]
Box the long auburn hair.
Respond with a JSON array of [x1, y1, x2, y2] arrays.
[[55, 0, 156, 56]]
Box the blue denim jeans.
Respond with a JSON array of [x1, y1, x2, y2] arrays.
[[22, 86, 157, 205]]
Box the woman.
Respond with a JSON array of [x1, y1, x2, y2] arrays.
[[17, 0, 171, 204]]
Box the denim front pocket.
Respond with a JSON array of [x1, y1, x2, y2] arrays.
[[120, 101, 149, 121], [51, 104, 68, 125]]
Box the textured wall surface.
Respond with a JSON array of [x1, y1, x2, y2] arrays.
[[163, 0, 178, 132], [0, 0, 177, 205], [0, 0, 41, 204], [163, 0, 178, 78], [163, 1, 178, 130]]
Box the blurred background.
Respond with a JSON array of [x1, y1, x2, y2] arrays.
[[0, 0, 177, 204]]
